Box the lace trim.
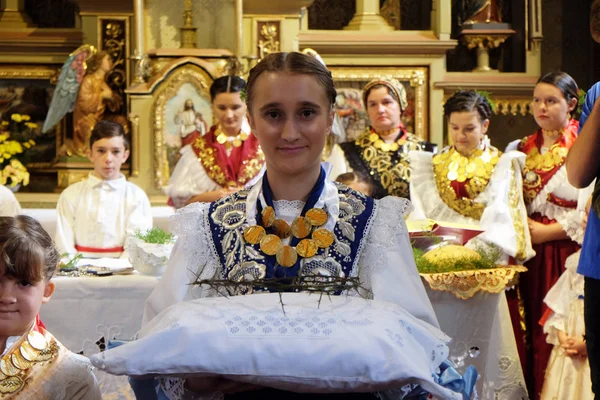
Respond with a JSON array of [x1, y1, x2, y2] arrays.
[[420, 266, 527, 300], [273, 199, 306, 216]]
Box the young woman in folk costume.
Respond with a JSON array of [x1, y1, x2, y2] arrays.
[[143, 51, 448, 400], [409, 90, 533, 399], [505, 71, 589, 400], [339, 78, 435, 199], [164, 76, 265, 208]]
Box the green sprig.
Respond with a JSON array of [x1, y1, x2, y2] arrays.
[[134, 227, 175, 245]]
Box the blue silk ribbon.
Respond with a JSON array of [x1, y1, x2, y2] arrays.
[[408, 360, 478, 400]]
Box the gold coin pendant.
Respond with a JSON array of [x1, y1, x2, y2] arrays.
[[296, 239, 319, 258], [276, 245, 298, 267]]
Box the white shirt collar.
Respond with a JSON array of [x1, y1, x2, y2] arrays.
[[86, 172, 127, 190]]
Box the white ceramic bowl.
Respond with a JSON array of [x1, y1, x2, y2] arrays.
[[128, 238, 174, 277]]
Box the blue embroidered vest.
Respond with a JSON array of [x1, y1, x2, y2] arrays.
[[206, 184, 375, 294]]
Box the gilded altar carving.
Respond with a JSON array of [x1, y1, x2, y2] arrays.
[[99, 17, 130, 116], [257, 22, 281, 61]]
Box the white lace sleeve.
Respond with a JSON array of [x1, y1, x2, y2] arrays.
[[163, 145, 222, 208], [143, 202, 220, 326], [357, 196, 440, 328], [42, 353, 102, 400]]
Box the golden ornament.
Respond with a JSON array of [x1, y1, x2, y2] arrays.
[[272, 219, 292, 239], [305, 208, 328, 227], [276, 245, 298, 267], [296, 239, 319, 258], [259, 234, 283, 256], [0, 359, 18, 377], [312, 228, 335, 248], [0, 376, 23, 394], [261, 206, 276, 228], [243, 225, 266, 244], [291, 216, 311, 239], [10, 352, 31, 370], [28, 331, 47, 351], [19, 342, 37, 362]]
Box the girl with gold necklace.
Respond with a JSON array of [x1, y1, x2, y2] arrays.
[[505, 71, 590, 400], [165, 75, 264, 208], [339, 78, 435, 199], [142, 52, 452, 400], [410, 90, 533, 400]]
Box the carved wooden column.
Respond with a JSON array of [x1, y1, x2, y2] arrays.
[[344, 0, 393, 31]]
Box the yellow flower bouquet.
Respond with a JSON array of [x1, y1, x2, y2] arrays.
[[0, 114, 37, 188]]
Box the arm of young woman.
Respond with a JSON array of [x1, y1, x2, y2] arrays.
[[566, 83, 600, 188], [528, 218, 569, 244]]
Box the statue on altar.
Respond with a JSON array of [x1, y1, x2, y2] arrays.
[[43, 45, 127, 157], [458, 0, 502, 25]]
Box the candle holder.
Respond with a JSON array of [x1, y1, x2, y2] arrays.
[[458, 23, 515, 72]]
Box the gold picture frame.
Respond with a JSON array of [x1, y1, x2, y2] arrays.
[[328, 66, 429, 142], [0, 64, 61, 169], [152, 64, 213, 188]]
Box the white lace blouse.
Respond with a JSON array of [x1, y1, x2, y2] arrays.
[[143, 176, 440, 400]]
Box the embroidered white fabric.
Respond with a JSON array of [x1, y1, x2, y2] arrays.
[[542, 251, 584, 345], [102, 294, 454, 399], [409, 149, 534, 261], [506, 141, 591, 244], [40, 352, 102, 400], [163, 145, 222, 208], [143, 189, 438, 400], [425, 289, 528, 400]]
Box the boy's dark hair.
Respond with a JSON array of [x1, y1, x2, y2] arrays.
[[335, 172, 373, 196], [0, 215, 60, 283], [89, 120, 130, 150]]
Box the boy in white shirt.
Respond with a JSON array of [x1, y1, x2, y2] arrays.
[[0, 185, 21, 217], [55, 120, 152, 259]]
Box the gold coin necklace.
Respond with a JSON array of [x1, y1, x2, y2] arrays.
[[243, 206, 335, 268], [242, 169, 335, 269], [215, 126, 249, 150], [368, 126, 407, 152]]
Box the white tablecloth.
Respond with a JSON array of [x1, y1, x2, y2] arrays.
[[425, 288, 528, 400], [41, 274, 159, 400]]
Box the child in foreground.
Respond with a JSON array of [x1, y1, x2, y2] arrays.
[[0, 215, 101, 398]]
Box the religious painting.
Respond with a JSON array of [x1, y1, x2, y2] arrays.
[[152, 64, 213, 188], [328, 66, 429, 142], [0, 66, 60, 168]]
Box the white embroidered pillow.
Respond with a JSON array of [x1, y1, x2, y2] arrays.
[[91, 293, 459, 399]]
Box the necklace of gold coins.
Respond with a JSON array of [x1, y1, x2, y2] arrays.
[[366, 129, 406, 152], [215, 126, 249, 150], [524, 144, 568, 173], [0, 330, 58, 395], [243, 206, 336, 268], [433, 146, 500, 183]]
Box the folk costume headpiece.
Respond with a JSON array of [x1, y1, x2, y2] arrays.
[[362, 78, 408, 112]]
